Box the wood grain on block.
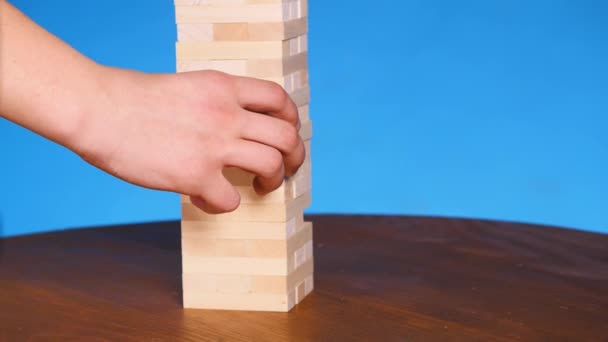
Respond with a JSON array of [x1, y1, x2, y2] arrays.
[[212, 23, 249, 41], [268, 69, 307, 93], [222, 167, 254, 186], [300, 118, 312, 141], [251, 258, 313, 294], [180, 257, 312, 299], [175, 0, 245, 5], [300, 0, 308, 17], [249, 17, 307, 41], [208, 17, 306, 41], [289, 86, 310, 107], [219, 137, 309, 189], [181, 172, 309, 206], [182, 255, 290, 275], [181, 191, 310, 222], [181, 216, 303, 240], [176, 59, 248, 75], [182, 274, 252, 294], [287, 221, 312, 254], [298, 104, 309, 121], [175, 0, 298, 4], [182, 224, 311, 258], [295, 282, 306, 304], [176, 23, 213, 42], [182, 291, 292, 312], [175, 4, 285, 24], [176, 41, 288, 60], [246, 52, 307, 77]]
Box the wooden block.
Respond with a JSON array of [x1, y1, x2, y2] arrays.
[[176, 23, 213, 42], [212, 23, 249, 41], [176, 59, 248, 75], [175, 0, 245, 5], [182, 225, 310, 259], [251, 258, 313, 294], [295, 281, 305, 304], [183, 291, 293, 311], [181, 249, 313, 296], [175, 4, 285, 24], [256, 69, 307, 93], [290, 86, 310, 107], [181, 215, 304, 240], [181, 191, 310, 222], [182, 255, 289, 275], [176, 41, 288, 60], [212, 141, 311, 203], [175, 0, 298, 4], [304, 274, 313, 296], [183, 274, 253, 294], [200, 17, 306, 41], [249, 17, 307, 41], [246, 52, 307, 77], [176, 35, 306, 60], [300, 0, 308, 17], [298, 104, 309, 121], [300, 118, 312, 140]]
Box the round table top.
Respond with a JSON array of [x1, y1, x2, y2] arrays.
[[1, 215, 607, 341]]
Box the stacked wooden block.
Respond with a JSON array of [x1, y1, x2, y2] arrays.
[[175, 0, 313, 312]]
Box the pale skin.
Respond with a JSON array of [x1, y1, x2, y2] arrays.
[[0, 1, 306, 214]]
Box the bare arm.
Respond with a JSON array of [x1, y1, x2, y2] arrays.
[[0, 1, 305, 213]]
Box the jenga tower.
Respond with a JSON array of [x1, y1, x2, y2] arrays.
[[175, 0, 313, 311]]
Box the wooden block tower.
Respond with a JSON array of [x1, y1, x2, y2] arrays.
[[175, 0, 313, 312]]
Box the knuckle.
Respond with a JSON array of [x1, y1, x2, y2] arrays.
[[222, 194, 241, 212], [263, 150, 284, 177], [267, 82, 289, 107], [280, 123, 300, 151]]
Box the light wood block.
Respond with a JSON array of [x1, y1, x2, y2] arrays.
[[298, 104, 310, 121], [175, 0, 246, 5], [182, 258, 312, 297], [176, 3, 303, 24], [251, 258, 313, 294], [290, 86, 310, 107], [178, 18, 306, 42], [176, 35, 306, 60], [246, 52, 307, 77], [181, 153, 309, 205], [183, 291, 292, 311], [182, 222, 312, 258], [177, 41, 287, 60], [181, 215, 304, 240], [176, 59, 248, 74], [176, 53, 307, 78], [181, 191, 310, 222], [182, 222, 312, 275], [221, 138, 310, 187]]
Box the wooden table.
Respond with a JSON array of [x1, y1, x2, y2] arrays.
[[1, 215, 607, 341]]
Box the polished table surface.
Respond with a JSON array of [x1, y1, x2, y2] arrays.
[[1, 215, 607, 341]]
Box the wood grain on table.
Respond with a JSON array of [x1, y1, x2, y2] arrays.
[[1, 215, 607, 341]]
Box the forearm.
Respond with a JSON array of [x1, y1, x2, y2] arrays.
[[0, 1, 104, 148]]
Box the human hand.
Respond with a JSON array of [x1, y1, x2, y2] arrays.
[[73, 68, 305, 214]]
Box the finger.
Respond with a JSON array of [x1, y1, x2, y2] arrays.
[[190, 172, 240, 214], [233, 76, 300, 129], [223, 139, 285, 195], [240, 110, 306, 176]]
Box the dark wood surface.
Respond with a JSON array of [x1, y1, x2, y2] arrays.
[[1, 215, 607, 341]]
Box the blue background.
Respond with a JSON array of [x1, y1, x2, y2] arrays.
[[1, 0, 606, 237]]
